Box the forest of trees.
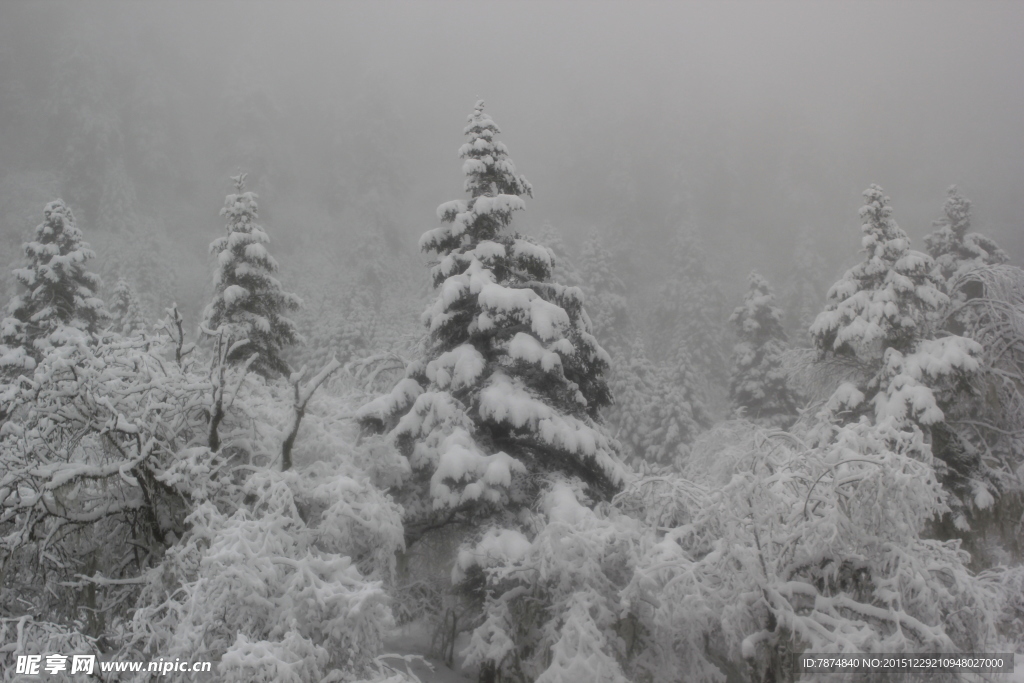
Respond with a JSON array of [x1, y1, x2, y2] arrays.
[[0, 92, 1021, 683]]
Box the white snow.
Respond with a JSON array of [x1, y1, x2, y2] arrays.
[[451, 527, 532, 583], [430, 428, 526, 509], [426, 344, 487, 391], [222, 284, 250, 305]]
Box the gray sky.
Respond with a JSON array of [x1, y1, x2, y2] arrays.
[[2, 0, 1022, 297]]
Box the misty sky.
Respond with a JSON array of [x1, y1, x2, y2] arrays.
[[1, 0, 1022, 299]]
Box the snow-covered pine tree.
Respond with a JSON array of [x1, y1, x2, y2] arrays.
[[729, 271, 799, 428], [810, 185, 990, 531], [811, 184, 948, 361], [577, 229, 629, 353], [109, 276, 147, 336], [0, 200, 107, 365], [358, 101, 625, 539], [924, 185, 1009, 282], [605, 337, 710, 468], [649, 342, 712, 464], [202, 173, 301, 378], [604, 338, 661, 468]]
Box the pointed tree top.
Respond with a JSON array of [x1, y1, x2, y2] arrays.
[[941, 185, 971, 238], [231, 172, 248, 194]]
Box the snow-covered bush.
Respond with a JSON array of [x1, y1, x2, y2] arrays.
[[127, 462, 403, 682], [0, 293, 409, 680], [619, 421, 1000, 683], [457, 480, 640, 682]]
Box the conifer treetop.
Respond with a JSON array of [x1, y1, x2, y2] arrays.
[[924, 185, 1009, 281], [2, 199, 107, 356], [422, 101, 533, 255], [203, 175, 301, 378], [110, 277, 147, 336], [730, 271, 787, 345], [359, 102, 624, 520], [811, 185, 947, 360], [729, 271, 797, 428]]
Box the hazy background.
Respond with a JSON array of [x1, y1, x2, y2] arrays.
[[1, 0, 1022, 318]]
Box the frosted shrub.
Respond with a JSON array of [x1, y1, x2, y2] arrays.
[[458, 481, 640, 682], [0, 328, 216, 631], [620, 422, 999, 683], [128, 462, 403, 681]]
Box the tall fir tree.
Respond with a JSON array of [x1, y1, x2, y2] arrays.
[[811, 185, 948, 361], [729, 271, 798, 428], [810, 185, 987, 530], [0, 200, 107, 363], [202, 174, 301, 378], [924, 185, 1009, 282], [358, 101, 624, 538]]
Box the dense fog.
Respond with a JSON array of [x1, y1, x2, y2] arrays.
[[0, 2, 1022, 682], [2, 1, 1022, 306]]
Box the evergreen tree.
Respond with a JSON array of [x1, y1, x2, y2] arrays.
[[924, 185, 1009, 282], [109, 276, 147, 336], [811, 185, 948, 361], [0, 200, 107, 361], [647, 224, 729, 385], [604, 338, 660, 466], [729, 271, 798, 428], [649, 342, 711, 463], [650, 223, 729, 415], [577, 229, 629, 352], [202, 174, 301, 378], [810, 185, 989, 531], [606, 339, 711, 468], [358, 101, 624, 539]]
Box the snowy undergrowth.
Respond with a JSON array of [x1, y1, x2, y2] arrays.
[[452, 419, 1010, 683], [0, 315, 419, 682]]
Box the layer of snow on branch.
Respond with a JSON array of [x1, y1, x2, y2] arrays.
[[426, 344, 487, 391], [479, 373, 625, 484], [431, 428, 526, 509], [508, 332, 563, 372], [451, 527, 532, 583]]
